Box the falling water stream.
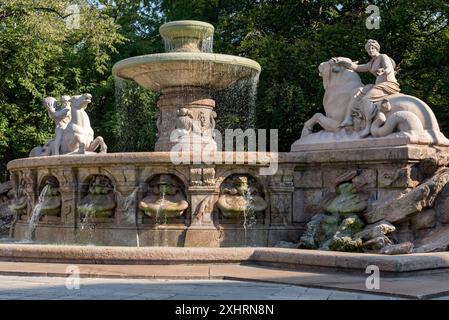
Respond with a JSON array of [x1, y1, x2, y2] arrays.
[[154, 190, 167, 246], [79, 204, 96, 245], [27, 185, 50, 241], [242, 190, 257, 247]]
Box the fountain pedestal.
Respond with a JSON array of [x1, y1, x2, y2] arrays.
[[155, 87, 216, 152]]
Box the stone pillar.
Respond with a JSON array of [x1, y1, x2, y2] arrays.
[[54, 168, 77, 225], [268, 166, 296, 245], [21, 168, 36, 222], [107, 166, 137, 225], [155, 87, 216, 152], [184, 166, 220, 247]]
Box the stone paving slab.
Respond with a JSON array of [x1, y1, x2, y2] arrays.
[[2, 244, 449, 272], [210, 264, 449, 299], [0, 276, 399, 300], [0, 261, 448, 299]]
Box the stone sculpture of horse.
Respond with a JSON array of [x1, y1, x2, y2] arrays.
[[29, 93, 107, 157]]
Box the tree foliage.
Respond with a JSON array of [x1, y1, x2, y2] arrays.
[[0, 0, 124, 179]]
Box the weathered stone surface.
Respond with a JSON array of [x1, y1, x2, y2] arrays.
[[292, 189, 306, 223], [337, 215, 365, 234], [322, 168, 357, 188], [362, 235, 393, 251], [392, 221, 415, 243], [327, 215, 364, 252], [354, 220, 396, 241], [410, 209, 436, 230], [329, 236, 362, 252], [378, 166, 419, 188], [364, 168, 449, 223], [414, 224, 449, 253], [324, 183, 369, 216], [298, 213, 326, 249], [0, 181, 12, 195], [316, 214, 341, 244], [303, 189, 324, 217], [434, 182, 449, 224], [274, 241, 299, 248], [294, 169, 322, 188], [380, 242, 414, 255], [298, 213, 341, 249]]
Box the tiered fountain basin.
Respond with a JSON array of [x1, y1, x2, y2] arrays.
[[112, 20, 261, 152], [112, 53, 261, 90], [7, 152, 301, 247]]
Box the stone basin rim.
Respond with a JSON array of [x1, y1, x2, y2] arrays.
[[1, 244, 449, 272], [159, 20, 215, 40], [112, 52, 262, 76], [7, 152, 281, 170]]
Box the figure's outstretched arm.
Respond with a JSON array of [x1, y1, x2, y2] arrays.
[[352, 62, 370, 72], [336, 58, 369, 72], [43, 97, 57, 118], [52, 108, 70, 120]]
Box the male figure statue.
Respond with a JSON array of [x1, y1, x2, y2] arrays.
[[43, 95, 71, 155]]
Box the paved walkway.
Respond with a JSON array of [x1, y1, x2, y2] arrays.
[[1, 261, 449, 298], [0, 275, 402, 300]]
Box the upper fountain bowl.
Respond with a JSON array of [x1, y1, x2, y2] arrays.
[[112, 52, 261, 91], [112, 20, 261, 91], [159, 20, 214, 52]]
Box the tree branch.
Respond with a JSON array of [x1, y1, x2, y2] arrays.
[[413, 21, 449, 37]]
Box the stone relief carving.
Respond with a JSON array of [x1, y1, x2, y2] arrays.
[[10, 180, 27, 219], [78, 175, 116, 219], [175, 108, 193, 136], [38, 178, 61, 217], [139, 174, 188, 220], [217, 174, 267, 220]]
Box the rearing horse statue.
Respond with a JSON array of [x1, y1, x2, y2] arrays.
[[29, 93, 107, 157]]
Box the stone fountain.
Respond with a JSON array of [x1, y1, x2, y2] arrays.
[[112, 20, 261, 152], [6, 24, 449, 255], [6, 20, 299, 247]]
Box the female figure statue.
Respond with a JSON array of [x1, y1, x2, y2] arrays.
[[338, 39, 400, 137]]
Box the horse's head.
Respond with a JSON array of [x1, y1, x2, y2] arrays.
[[318, 57, 359, 91], [70, 93, 92, 110]]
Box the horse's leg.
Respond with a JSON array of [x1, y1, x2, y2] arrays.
[[315, 114, 340, 132], [301, 113, 340, 138], [86, 139, 99, 152], [87, 136, 107, 153], [301, 114, 320, 137]]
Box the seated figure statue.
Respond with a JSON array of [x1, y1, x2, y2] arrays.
[[336, 39, 400, 137], [44, 95, 71, 155], [293, 39, 449, 151]]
